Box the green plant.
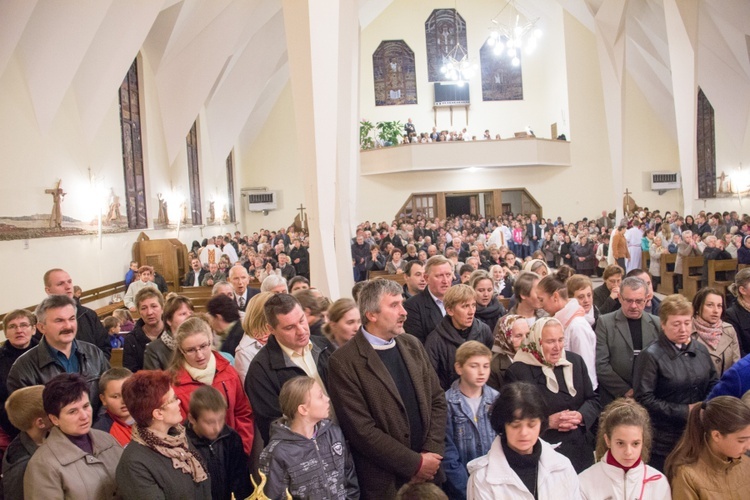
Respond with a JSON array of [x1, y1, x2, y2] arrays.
[[376, 120, 404, 147], [359, 120, 375, 150]]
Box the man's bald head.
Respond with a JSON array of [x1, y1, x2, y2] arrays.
[[229, 265, 250, 295]]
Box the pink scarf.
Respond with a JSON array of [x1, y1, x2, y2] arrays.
[[693, 315, 722, 349]]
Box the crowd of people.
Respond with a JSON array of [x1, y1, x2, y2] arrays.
[[1, 206, 750, 499], [389, 118, 547, 146]]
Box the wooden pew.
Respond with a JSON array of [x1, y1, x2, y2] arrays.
[[681, 255, 705, 300], [110, 348, 123, 368], [499, 297, 511, 310], [367, 270, 407, 286], [658, 253, 677, 295], [178, 286, 214, 311], [641, 250, 650, 272], [708, 259, 738, 300], [739, 264, 750, 271]]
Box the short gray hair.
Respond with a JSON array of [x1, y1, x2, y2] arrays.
[[620, 277, 648, 295], [211, 281, 233, 296], [358, 279, 403, 325], [261, 275, 288, 293], [35, 295, 76, 324]]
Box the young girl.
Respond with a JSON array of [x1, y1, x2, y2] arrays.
[[665, 396, 750, 498], [578, 399, 671, 499], [259, 377, 359, 499]]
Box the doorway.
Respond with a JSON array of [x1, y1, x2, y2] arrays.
[[446, 195, 472, 217]]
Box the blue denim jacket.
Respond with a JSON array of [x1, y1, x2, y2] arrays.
[[443, 380, 499, 500]]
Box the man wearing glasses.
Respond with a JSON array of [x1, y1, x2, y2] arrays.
[[595, 277, 661, 407], [0, 310, 39, 441]]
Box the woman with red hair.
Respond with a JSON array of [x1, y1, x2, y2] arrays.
[[116, 370, 211, 499]]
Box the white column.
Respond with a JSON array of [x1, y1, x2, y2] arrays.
[[664, 0, 699, 216], [594, 0, 629, 224], [282, 0, 358, 298]]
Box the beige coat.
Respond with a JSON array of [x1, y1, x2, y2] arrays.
[[24, 426, 122, 499], [671, 445, 750, 499], [692, 322, 742, 377]]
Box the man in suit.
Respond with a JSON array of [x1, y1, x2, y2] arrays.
[[245, 294, 332, 444], [404, 255, 454, 343], [42, 268, 111, 358], [328, 279, 446, 499], [228, 265, 260, 314], [182, 257, 208, 287], [595, 276, 661, 406], [597, 210, 613, 231], [526, 213, 543, 254]]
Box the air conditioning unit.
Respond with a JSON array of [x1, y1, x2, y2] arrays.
[[245, 191, 278, 212], [651, 172, 681, 194]]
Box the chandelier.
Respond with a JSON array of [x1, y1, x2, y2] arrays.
[[440, 43, 477, 85], [487, 0, 542, 67]]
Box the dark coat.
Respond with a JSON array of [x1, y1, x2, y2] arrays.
[[633, 334, 718, 459], [0, 338, 38, 437], [279, 264, 296, 282], [219, 321, 245, 356], [505, 351, 601, 473], [725, 304, 750, 356], [122, 319, 158, 372], [290, 246, 310, 277], [593, 283, 621, 314], [187, 424, 251, 500], [425, 316, 493, 391], [245, 335, 332, 444], [183, 269, 208, 287], [403, 288, 444, 344], [116, 439, 211, 500], [1, 431, 38, 500], [573, 242, 597, 275], [143, 336, 173, 370], [328, 330, 446, 499], [351, 243, 370, 274], [474, 298, 506, 333], [76, 303, 112, 358], [7, 338, 110, 415]]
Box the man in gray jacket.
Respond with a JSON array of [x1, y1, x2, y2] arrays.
[[595, 277, 661, 407], [7, 295, 110, 414]]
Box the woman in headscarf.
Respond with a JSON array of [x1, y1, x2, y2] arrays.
[[505, 317, 601, 473], [487, 315, 529, 391], [738, 235, 750, 265]]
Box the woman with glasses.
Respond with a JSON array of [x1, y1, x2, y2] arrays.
[[170, 317, 255, 455], [117, 370, 211, 499]]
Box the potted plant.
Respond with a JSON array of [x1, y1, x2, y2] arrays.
[[359, 120, 375, 150], [376, 120, 404, 147]]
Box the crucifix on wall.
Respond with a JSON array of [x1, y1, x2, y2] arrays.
[[45, 180, 66, 229], [295, 203, 309, 233], [623, 188, 637, 216]]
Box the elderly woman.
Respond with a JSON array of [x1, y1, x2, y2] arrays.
[[24, 374, 122, 499], [691, 287, 741, 376], [738, 235, 750, 265], [649, 235, 665, 289], [144, 294, 194, 370], [117, 370, 211, 499], [593, 264, 623, 314], [470, 270, 507, 332], [490, 265, 512, 298], [385, 248, 407, 274], [425, 284, 493, 391], [260, 274, 288, 294], [633, 294, 718, 472], [505, 318, 601, 473], [235, 292, 275, 385], [572, 236, 597, 277], [566, 274, 599, 329], [467, 381, 580, 498], [725, 268, 750, 355], [536, 275, 598, 390], [522, 259, 549, 278], [170, 317, 255, 455], [322, 298, 361, 349], [488, 315, 529, 391]]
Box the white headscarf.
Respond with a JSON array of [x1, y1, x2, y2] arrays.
[[513, 317, 577, 397]]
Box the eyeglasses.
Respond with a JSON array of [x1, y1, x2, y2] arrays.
[[182, 343, 211, 356], [160, 395, 180, 409], [621, 298, 646, 306], [6, 322, 32, 330]]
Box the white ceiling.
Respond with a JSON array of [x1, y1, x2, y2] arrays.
[[1, 0, 748, 167]]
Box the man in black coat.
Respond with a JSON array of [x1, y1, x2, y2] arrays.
[[526, 213, 543, 254], [245, 294, 332, 444], [289, 239, 309, 280], [183, 257, 208, 287], [404, 255, 454, 343], [42, 268, 111, 358], [206, 294, 244, 355], [351, 234, 370, 282], [0, 310, 39, 438]]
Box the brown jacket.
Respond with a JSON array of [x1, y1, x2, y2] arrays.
[[328, 330, 446, 499], [671, 445, 750, 499], [24, 426, 122, 499], [612, 232, 630, 260], [692, 323, 742, 377]]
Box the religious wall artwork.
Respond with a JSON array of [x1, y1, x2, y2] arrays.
[[480, 40, 523, 101], [373, 40, 417, 106], [425, 9, 468, 82], [46, 180, 66, 229]]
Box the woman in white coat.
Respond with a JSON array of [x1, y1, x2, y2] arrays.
[[578, 398, 671, 500], [467, 381, 580, 499]]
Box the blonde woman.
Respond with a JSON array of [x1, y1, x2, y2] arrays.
[[235, 292, 275, 385]]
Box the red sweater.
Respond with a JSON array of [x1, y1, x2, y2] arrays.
[[173, 352, 255, 454]]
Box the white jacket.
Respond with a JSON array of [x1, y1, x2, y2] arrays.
[[578, 452, 671, 500], [555, 299, 598, 389], [467, 437, 580, 500]]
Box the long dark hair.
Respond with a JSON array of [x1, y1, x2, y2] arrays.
[[665, 396, 750, 481]]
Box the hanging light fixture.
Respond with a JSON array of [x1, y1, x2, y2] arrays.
[[439, 6, 477, 84], [487, 0, 542, 66]]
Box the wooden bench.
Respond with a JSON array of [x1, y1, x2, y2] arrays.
[[110, 348, 123, 368], [708, 259, 738, 299], [658, 253, 677, 295], [740, 264, 750, 271], [681, 255, 705, 300], [499, 297, 511, 310], [641, 250, 650, 272], [367, 270, 407, 286]]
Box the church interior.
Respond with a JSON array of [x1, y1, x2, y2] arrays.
[[1, 0, 749, 310]]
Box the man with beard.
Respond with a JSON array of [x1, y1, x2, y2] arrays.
[[7, 295, 110, 414]]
